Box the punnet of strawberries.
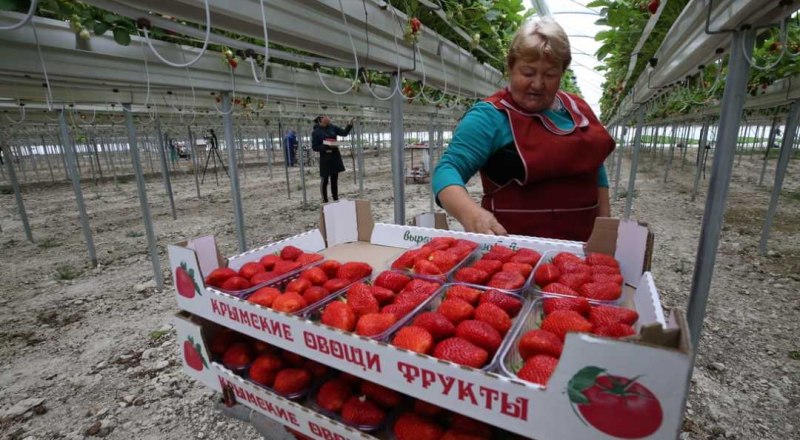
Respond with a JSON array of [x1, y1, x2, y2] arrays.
[[389, 237, 479, 279], [510, 298, 639, 387], [534, 251, 624, 301], [203, 245, 325, 293], [313, 373, 402, 430], [393, 400, 496, 440], [389, 284, 525, 370], [452, 244, 542, 291]]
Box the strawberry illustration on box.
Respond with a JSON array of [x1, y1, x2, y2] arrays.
[[175, 262, 201, 299]]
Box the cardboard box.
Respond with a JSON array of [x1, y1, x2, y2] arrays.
[[169, 200, 690, 439]]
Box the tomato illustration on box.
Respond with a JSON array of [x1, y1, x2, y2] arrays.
[[183, 336, 208, 372], [175, 261, 202, 299]]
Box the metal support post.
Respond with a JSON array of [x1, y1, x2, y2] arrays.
[[265, 130, 274, 179], [759, 117, 779, 186], [428, 118, 436, 212], [664, 125, 677, 183], [188, 126, 201, 198], [357, 122, 365, 195], [390, 75, 406, 224], [297, 120, 307, 208], [623, 108, 645, 219], [278, 118, 290, 199], [222, 93, 247, 252], [155, 115, 177, 220], [691, 122, 710, 202], [2, 145, 33, 242]]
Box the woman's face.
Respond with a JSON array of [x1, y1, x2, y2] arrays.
[[508, 58, 563, 113]]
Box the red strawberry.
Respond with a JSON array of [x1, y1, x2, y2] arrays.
[[648, 0, 660, 14], [586, 253, 620, 268], [391, 249, 420, 270], [319, 260, 341, 278], [302, 285, 329, 305], [338, 372, 362, 385], [271, 292, 308, 313], [433, 337, 488, 368], [559, 272, 591, 290], [428, 250, 459, 272], [370, 286, 395, 305], [250, 271, 278, 285], [259, 254, 280, 271], [409, 16, 422, 33], [381, 302, 417, 320], [552, 252, 583, 269], [356, 313, 397, 337], [282, 351, 307, 368], [543, 296, 591, 317], [252, 340, 273, 355], [316, 378, 352, 413], [589, 305, 639, 326], [487, 271, 526, 290], [502, 262, 533, 278], [479, 290, 523, 317], [273, 368, 311, 395], [593, 322, 636, 338], [238, 262, 265, 279], [222, 342, 252, 369], [337, 262, 373, 281], [591, 264, 621, 275], [413, 311, 456, 341], [300, 266, 328, 285], [542, 282, 579, 297], [296, 252, 323, 266], [303, 360, 329, 379], [414, 259, 443, 276], [374, 271, 411, 292], [519, 329, 563, 359], [280, 245, 304, 261], [428, 236, 455, 248], [393, 412, 445, 440], [446, 285, 482, 305], [449, 244, 474, 260], [360, 381, 402, 408], [579, 282, 622, 301], [249, 353, 283, 386], [559, 261, 592, 274], [413, 400, 444, 417], [437, 298, 474, 325], [205, 267, 237, 287], [209, 329, 242, 357], [401, 279, 440, 297], [453, 267, 490, 285], [591, 273, 624, 284], [341, 395, 386, 426], [220, 276, 250, 291], [392, 326, 434, 354], [453, 239, 479, 250], [448, 414, 493, 439], [248, 286, 281, 308], [509, 248, 541, 266], [321, 278, 349, 293], [534, 263, 561, 286], [273, 260, 302, 275], [517, 355, 559, 385], [481, 244, 515, 262], [474, 303, 512, 335], [321, 301, 356, 331], [470, 259, 503, 276], [285, 277, 311, 294], [541, 310, 593, 340], [455, 320, 502, 353], [346, 283, 380, 317]]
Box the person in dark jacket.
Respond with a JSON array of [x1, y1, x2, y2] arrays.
[[311, 115, 354, 203], [284, 130, 298, 166]]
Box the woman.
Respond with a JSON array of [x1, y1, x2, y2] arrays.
[[432, 17, 614, 241], [311, 115, 354, 203]]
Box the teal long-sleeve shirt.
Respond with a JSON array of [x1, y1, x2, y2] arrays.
[[432, 101, 609, 199]]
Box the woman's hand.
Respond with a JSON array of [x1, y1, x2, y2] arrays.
[[461, 206, 508, 235], [438, 185, 508, 235]]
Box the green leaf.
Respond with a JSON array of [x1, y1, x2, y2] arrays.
[[93, 21, 109, 36], [0, 0, 28, 12], [113, 27, 131, 46], [566, 366, 605, 404], [586, 0, 609, 8], [568, 386, 590, 404], [104, 13, 123, 24]]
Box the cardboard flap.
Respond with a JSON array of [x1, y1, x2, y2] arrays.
[[320, 199, 374, 246], [634, 272, 666, 328], [186, 235, 224, 275], [412, 212, 449, 230], [355, 200, 375, 242], [638, 308, 691, 353]]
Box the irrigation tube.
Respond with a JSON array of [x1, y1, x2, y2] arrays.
[[123, 104, 163, 289], [221, 92, 247, 253], [1, 145, 33, 243]]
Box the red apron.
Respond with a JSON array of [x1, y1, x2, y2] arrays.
[[480, 89, 615, 241]]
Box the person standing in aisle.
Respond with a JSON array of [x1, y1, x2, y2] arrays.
[[284, 129, 298, 167], [311, 115, 354, 203], [432, 17, 615, 241]]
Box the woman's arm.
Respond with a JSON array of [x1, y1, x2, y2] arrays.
[[598, 187, 610, 217]]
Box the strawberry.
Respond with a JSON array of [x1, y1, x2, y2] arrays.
[[448, 414, 493, 439], [249, 271, 278, 285], [303, 360, 329, 379], [302, 286, 329, 306], [474, 303, 512, 334], [453, 267, 490, 285], [238, 262, 265, 279], [259, 254, 280, 271], [321, 301, 356, 331], [394, 412, 445, 440], [552, 252, 583, 269], [285, 277, 311, 294], [401, 279, 440, 297], [414, 259, 443, 276], [280, 245, 304, 261], [413, 311, 456, 341], [249, 353, 283, 386], [585, 253, 619, 268], [487, 271, 526, 290], [409, 17, 422, 33], [509, 248, 541, 266], [316, 378, 352, 413], [220, 276, 251, 291], [346, 283, 380, 317], [543, 296, 591, 317], [648, 0, 660, 15], [433, 337, 488, 368], [392, 326, 434, 354], [591, 264, 621, 275], [341, 395, 386, 426], [589, 305, 639, 326], [360, 381, 402, 408], [534, 263, 561, 286], [337, 262, 373, 281], [437, 297, 474, 325], [273, 368, 311, 395], [516, 355, 559, 385], [591, 273, 624, 285], [322, 278, 350, 294], [209, 329, 242, 357], [338, 372, 363, 385], [479, 290, 523, 317], [579, 282, 622, 301], [282, 351, 307, 368], [296, 252, 323, 266], [455, 320, 502, 353], [446, 285, 482, 305], [356, 313, 397, 337], [319, 260, 341, 278], [412, 400, 445, 417], [273, 260, 302, 275], [393, 291, 432, 309], [374, 271, 411, 292], [559, 261, 592, 274], [541, 310, 593, 340], [271, 292, 308, 314], [481, 244, 515, 262], [370, 286, 395, 305], [542, 282, 579, 297], [429, 236, 455, 248], [391, 249, 420, 270], [502, 262, 533, 278], [428, 250, 459, 272], [559, 272, 591, 290], [381, 302, 417, 320], [222, 342, 252, 369], [248, 286, 281, 308], [519, 329, 563, 359], [300, 266, 328, 286], [470, 259, 503, 276], [453, 239, 479, 251], [252, 340, 273, 355], [205, 267, 237, 287], [593, 322, 636, 338], [449, 244, 474, 260]]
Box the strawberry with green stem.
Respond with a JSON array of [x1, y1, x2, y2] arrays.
[[175, 262, 201, 298], [183, 336, 208, 371]]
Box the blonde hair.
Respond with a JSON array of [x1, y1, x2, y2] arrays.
[[507, 17, 571, 71]]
